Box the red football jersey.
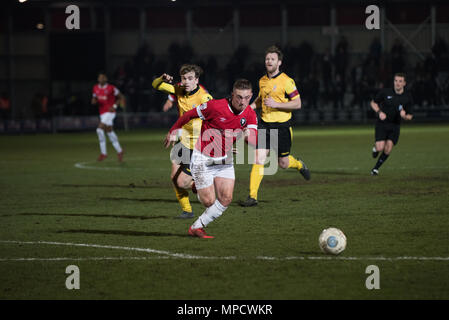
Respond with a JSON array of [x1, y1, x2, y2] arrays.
[[92, 84, 120, 115], [195, 98, 258, 158]]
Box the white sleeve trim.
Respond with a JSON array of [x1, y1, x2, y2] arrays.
[[114, 87, 120, 96], [196, 106, 205, 120], [197, 102, 208, 120], [247, 124, 258, 129]]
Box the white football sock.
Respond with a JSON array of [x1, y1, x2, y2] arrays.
[[107, 131, 122, 153], [192, 200, 228, 229], [96, 128, 107, 155]]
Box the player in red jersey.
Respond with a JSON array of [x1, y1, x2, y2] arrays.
[[164, 79, 258, 238], [91, 72, 126, 162]]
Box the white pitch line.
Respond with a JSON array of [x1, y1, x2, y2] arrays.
[[74, 157, 168, 171], [0, 240, 237, 260], [327, 166, 449, 171], [263, 256, 449, 261], [1, 240, 448, 262], [0, 257, 170, 262], [75, 162, 123, 171]]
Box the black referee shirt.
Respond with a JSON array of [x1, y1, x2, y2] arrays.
[[373, 88, 414, 124]]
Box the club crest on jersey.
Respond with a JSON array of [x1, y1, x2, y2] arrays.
[[240, 118, 247, 127]]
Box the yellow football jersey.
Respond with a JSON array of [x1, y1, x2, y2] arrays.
[[152, 77, 212, 149], [258, 72, 300, 123]]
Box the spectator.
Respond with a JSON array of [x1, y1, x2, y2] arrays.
[[332, 73, 345, 109], [305, 74, 320, 109], [0, 92, 11, 119], [31, 92, 49, 119], [351, 59, 364, 107], [335, 36, 349, 79], [391, 38, 405, 74], [369, 37, 382, 66], [321, 51, 333, 106]]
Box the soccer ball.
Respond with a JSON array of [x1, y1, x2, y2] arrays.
[[319, 227, 347, 255]]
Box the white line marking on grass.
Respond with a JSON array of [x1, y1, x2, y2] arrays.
[[0, 257, 170, 262], [1, 240, 448, 262], [327, 166, 449, 172], [75, 162, 123, 171], [74, 157, 167, 171], [282, 256, 449, 261], [0, 240, 237, 260]]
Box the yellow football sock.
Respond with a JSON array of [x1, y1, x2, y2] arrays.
[[288, 155, 303, 170], [249, 164, 264, 200], [173, 186, 192, 213]]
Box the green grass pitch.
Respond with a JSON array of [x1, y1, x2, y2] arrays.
[[0, 124, 448, 299]]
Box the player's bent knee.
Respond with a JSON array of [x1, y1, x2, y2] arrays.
[[218, 196, 232, 207], [198, 190, 216, 207], [202, 198, 216, 208], [177, 176, 192, 189]]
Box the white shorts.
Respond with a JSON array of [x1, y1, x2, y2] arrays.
[[190, 150, 235, 190], [100, 112, 116, 126]]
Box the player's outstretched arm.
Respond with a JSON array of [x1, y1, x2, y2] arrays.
[[164, 131, 178, 148], [152, 74, 175, 94], [164, 108, 200, 148], [244, 128, 258, 147]]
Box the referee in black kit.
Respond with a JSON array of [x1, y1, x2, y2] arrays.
[[369, 73, 414, 175]]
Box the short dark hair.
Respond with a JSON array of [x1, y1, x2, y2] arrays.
[[394, 73, 406, 81], [265, 45, 283, 61], [180, 64, 203, 78], [233, 79, 252, 91], [98, 71, 107, 76]]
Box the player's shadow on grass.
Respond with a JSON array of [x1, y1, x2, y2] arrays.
[[54, 183, 167, 189], [100, 197, 179, 203], [309, 170, 362, 176], [230, 200, 269, 207], [58, 229, 190, 238], [7, 212, 171, 220]]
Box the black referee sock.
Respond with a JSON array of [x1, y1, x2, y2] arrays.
[[374, 152, 389, 170]]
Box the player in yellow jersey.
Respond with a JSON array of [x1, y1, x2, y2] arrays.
[[240, 46, 311, 207], [152, 64, 212, 218]]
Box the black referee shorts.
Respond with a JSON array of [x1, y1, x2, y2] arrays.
[[170, 142, 193, 176], [375, 122, 401, 145], [256, 120, 292, 158]]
